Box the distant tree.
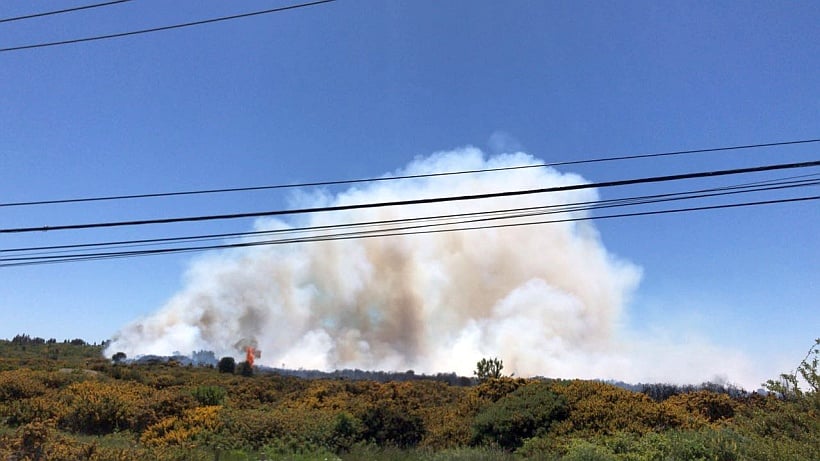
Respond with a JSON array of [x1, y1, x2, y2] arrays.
[[12, 334, 30, 345], [112, 352, 127, 364], [69, 338, 86, 346], [237, 361, 253, 377], [191, 350, 217, 366], [475, 357, 504, 381], [217, 356, 236, 374]]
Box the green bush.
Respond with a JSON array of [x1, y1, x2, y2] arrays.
[[330, 411, 362, 452], [217, 407, 285, 450], [360, 403, 425, 448], [191, 385, 226, 406], [471, 382, 567, 449], [562, 439, 617, 461]]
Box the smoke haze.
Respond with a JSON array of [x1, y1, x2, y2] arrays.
[[106, 147, 757, 386]]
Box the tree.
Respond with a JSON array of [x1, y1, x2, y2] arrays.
[[217, 356, 236, 374], [764, 338, 820, 400], [112, 352, 127, 364], [475, 357, 504, 381], [237, 360, 253, 377]]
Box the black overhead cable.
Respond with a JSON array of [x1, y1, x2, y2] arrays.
[[5, 173, 817, 255], [2, 195, 816, 267], [1, 159, 818, 234], [4, 175, 818, 259], [0, 0, 132, 24], [0, 0, 337, 53], [2, 138, 818, 208]]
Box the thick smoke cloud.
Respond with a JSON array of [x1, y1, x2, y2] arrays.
[[106, 147, 755, 385]]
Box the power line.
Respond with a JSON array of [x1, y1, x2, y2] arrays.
[[6, 189, 814, 262], [3, 194, 816, 267], [0, 0, 132, 24], [0, 0, 337, 53], [4, 175, 817, 258], [2, 138, 818, 208], [6, 172, 817, 253], [2, 159, 817, 234]]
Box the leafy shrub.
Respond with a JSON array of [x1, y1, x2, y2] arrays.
[[644, 428, 746, 461], [330, 411, 362, 452], [216, 407, 286, 450], [107, 364, 146, 383], [360, 402, 425, 448], [191, 385, 226, 406], [471, 381, 567, 449], [562, 439, 618, 461]]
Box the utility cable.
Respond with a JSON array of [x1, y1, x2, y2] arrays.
[[2, 159, 818, 234], [4, 174, 817, 256], [2, 194, 816, 267], [0, 0, 337, 53], [2, 138, 818, 208], [0, 1, 133, 24], [8, 179, 818, 260]]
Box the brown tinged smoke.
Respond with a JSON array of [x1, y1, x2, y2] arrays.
[[105, 147, 755, 386]]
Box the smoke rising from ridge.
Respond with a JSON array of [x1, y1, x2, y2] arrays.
[[106, 147, 756, 385]]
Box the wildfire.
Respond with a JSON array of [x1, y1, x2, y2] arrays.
[[245, 346, 261, 367]]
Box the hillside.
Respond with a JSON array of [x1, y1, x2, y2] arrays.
[[0, 336, 817, 460]]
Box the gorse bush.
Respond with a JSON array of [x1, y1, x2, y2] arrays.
[[0, 369, 47, 402], [551, 380, 671, 436], [662, 390, 737, 426], [59, 381, 156, 434], [1, 337, 819, 459], [141, 405, 222, 447]]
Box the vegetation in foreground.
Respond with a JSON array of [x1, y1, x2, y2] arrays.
[[0, 335, 817, 460]]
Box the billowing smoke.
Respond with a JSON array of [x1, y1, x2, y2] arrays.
[[106, 147, 756, 385]]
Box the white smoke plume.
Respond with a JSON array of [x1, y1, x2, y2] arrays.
[[106, 147, 756, 386]]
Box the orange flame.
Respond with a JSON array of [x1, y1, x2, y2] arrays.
[[245, 346, 255, 367]]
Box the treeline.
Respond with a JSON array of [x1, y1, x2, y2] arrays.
[[9, 334, 96, 347], [110, 349, 751, 393], [0, 338, 817, 460]]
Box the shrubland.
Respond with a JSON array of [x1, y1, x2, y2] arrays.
[[0, 336, 817, 460]]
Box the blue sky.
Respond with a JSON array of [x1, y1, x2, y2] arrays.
[[1, 1, 817, 385]]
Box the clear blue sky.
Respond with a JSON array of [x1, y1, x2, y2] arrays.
[[1, 1, 817, 385]]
